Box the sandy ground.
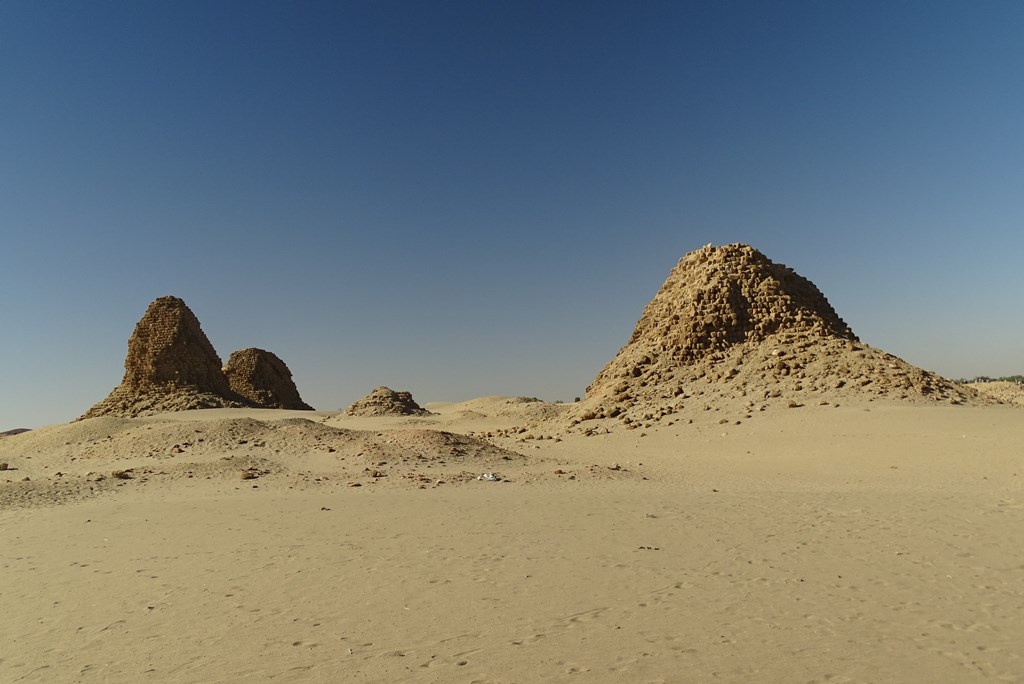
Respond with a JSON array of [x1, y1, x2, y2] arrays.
[[2, 398, 1024, 683]]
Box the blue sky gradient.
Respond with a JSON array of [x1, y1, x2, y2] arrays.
[[2, 1, 1022, 427]]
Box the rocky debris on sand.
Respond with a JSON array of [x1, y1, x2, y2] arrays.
[[81, 296, 248, 419], [239, 466, 268, 480], [346, 387, 433, 417], [573, 243, 979, 427], [223, 348, 313, 410], [969, 381, 1024, 406]]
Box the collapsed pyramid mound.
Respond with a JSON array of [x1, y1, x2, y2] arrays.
[[970, 381, 1024, 406], [81, 296, 249, 419], [576, 243, 977, 426], [346, 387, 433, 417], [223, 348, 313, 410]]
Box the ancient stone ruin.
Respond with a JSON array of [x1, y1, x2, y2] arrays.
[[223, 348, 313, 410], [81, 296, 246, 419], [346, 387, 433, 417], [81, 296, 312, 419], [575, 243, 978, 427], [616, 242, 858, 364]]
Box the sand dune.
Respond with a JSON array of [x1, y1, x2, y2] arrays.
[[2, 401, 1023, 682]]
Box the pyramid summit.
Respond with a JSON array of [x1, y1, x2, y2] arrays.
[[578, 243, 977, 427], [588, 243, 861, 398], [616, 243, 857, 363]]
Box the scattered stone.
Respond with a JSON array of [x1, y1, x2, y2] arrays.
[[239, 468, 261, 480]]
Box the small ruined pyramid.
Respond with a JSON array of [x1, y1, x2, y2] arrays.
[[346, 387, 433, 417], [223, 348, 313, 410], [578, 243, 975, 426], [81, 296, 248, 419]]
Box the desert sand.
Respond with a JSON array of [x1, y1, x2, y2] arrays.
[[3, 244, 1023, 682], [2, 399, 1023, 683]]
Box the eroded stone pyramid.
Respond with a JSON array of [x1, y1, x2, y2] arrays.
[[223, 348, 313, 410], [81, 297, 247, 419], [577, 243, 976, 426], [346, 387, 433, 417]]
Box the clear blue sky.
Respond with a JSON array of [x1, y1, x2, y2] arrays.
[[2, 1, 1022, 428]]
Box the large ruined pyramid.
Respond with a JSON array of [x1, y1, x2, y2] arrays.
[[223, 348, 313, 410], [81, 297, 248, 419], [577, 243, 977, 426]]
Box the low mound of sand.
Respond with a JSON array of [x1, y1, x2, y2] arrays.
[[0, 409, 536, 508], [351, 429, 526, 478], [428, 396, 571, 422], [346, 387, 433, 417]]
